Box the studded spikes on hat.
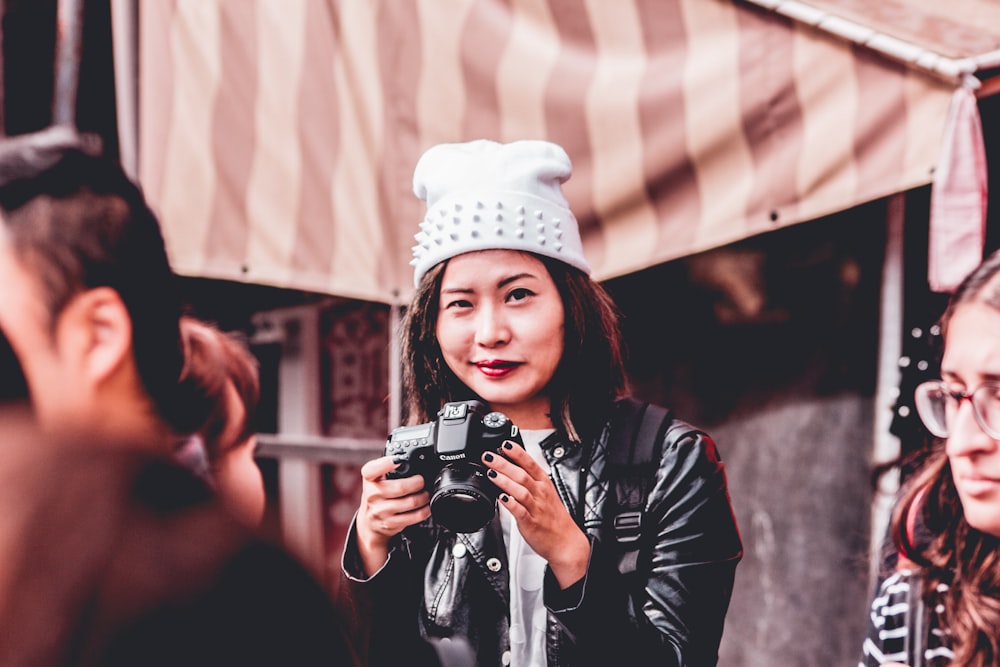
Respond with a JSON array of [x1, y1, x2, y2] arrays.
[[409, 139, 591, 287]]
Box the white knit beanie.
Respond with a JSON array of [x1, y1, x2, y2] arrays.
[[410, 139, 591, 287]]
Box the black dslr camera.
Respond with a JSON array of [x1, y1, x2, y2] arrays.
[[385, 400, 523, 533]]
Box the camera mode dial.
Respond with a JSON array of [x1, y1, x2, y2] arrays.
[[483, 411, 509, 430]]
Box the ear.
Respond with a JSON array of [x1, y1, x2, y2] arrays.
[[57, 287, 133, 385]]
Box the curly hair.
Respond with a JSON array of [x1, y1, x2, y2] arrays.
[[178, 316, 260, 463], [892, 248, 1000, 666], [400, 253, 627, 442]]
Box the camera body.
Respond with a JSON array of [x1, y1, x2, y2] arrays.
[[385, 399, 522, 533]]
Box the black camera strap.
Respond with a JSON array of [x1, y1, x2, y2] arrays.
[[605, 397, 672, 576]]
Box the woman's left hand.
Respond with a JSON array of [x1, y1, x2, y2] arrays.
[[482, 441, 591, 588]]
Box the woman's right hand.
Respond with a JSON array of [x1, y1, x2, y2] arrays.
[[354, 455, 431, 576]]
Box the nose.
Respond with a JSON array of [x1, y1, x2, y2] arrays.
[[474, 303, 510, 348], [946, 399, 998, 458]]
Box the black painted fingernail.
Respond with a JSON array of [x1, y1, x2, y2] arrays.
[[500, 494, 509, 502], [483, 452, 494, 462], [487, 469, 498, 478], [502, 441, 513, 450], [392, 456, 403, 464]]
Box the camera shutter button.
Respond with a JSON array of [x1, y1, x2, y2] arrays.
[[553, 446, 565, 458], [451, 543, 467, 559]]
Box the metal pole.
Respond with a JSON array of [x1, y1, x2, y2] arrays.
[[110, 0, 138, 179], [53, 0, 85, 127], [869, 192, 906, 590], [0, 0, 7, 136], [270, 305, 327, 581], [389, 296, 402, 430]]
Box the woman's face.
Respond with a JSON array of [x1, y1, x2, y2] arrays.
[[943, 302, 1000, 536], [435, 250, 565, 429]]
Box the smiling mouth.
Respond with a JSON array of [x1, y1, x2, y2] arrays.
[[475, 361, 520, 376], [476, 360, 518, 369]]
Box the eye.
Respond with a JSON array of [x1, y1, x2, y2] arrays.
[[942, 380, 967, 396], [506, 287, 534, 303], [442, 297, 473, 310]]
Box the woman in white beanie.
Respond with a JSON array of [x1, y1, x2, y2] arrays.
[[341, 139, 742, 667]]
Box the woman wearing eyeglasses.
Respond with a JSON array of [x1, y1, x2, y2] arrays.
[[859, 249, 1000, 667]]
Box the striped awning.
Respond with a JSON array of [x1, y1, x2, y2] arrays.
[[134, 0, 971, 305]]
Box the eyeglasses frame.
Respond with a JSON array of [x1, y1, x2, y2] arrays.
[[914, 379, 1000, 441]]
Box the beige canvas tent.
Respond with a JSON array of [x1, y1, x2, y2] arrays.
[[118, 0, 1000, 306]]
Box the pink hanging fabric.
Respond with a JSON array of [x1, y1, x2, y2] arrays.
[[928, 86, 988, 293]]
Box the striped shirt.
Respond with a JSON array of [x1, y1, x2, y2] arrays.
[[859, 569, 953, 666]]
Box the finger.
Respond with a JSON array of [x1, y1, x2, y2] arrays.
[[497, 489, 530, 524], [361, 487, 430, 524], [483, 441, 543, 480], [499, 439, 527, 462], [487, 466, 537, 513], [361, 455, 401, 481], [363, 502, 431, 538], [481, 452, 525, 489], [384, 475, 429, 498], [396, 488, 431, 512], [364, 476, 428, 506], [385, 503, 432, 530], [503, 440, 546, 477]]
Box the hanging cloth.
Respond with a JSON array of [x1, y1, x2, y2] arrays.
[[928, 85, 988, 293]]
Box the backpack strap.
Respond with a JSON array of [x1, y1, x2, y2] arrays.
[[606, 397, 672, 575]]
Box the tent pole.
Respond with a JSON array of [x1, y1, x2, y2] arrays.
[[110, 0, 139, 179], [869, 192, 906, 589], [389, 297, 402, 430], [53, 0, 85, 127], [0, 0, 6, 136]]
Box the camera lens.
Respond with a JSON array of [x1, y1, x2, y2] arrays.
[[430, 463, 497, 533]]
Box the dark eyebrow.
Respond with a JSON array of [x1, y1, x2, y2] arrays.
[[941, 370, 1000, 384], [498, 272, 536, 289], [441, 272, 539, 294]]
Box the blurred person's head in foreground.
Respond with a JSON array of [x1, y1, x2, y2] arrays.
[[0, 126, 205, 447], [0, 129, 358, 667], [0, 404, 356, 667]]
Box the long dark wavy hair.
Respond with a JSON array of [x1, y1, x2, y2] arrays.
[[400, 253, 628, 443], [893, 248, 1000, 667]]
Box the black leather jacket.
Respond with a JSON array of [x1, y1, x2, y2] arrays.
[[341, 403, 743, 667]]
